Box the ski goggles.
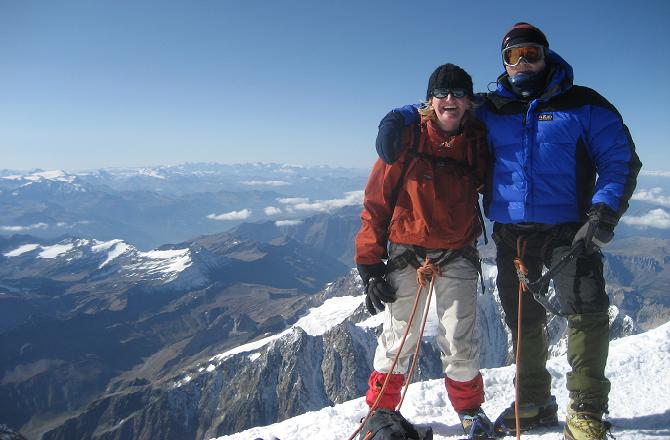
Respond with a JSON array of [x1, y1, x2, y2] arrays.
[[502, 44, 545, 67], [431, 88, 468, 99]]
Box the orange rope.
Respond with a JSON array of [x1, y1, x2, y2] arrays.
[[346, 262, 427, 440], [416, 256, 441, 288], [512, 237, 528, 440], [397, 257, 440, 410], [347, 257, 440, 440]]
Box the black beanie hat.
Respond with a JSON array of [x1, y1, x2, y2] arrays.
[[501, 22, 549, 50], [426, 63, 473, 101]]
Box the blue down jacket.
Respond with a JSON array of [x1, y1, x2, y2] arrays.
[[477, 50, 641, 224]]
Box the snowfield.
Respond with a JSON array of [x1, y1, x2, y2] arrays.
[[208, 295, 366, 365], [213, 321, 670, 440], [3, 238, 193, 283]]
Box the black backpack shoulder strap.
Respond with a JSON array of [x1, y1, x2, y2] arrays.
[[387, 122, 421, 212], [468, 135, 489, 245]]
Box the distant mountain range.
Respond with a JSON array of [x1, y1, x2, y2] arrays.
[[3, 165, 669, 250], [0, 163, 368, 250]]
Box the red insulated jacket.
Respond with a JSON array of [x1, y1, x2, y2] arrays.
[[355, 115, 489, 265]]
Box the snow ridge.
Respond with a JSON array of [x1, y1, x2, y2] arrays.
[[3, 238, 192, 283], [213, 322, 670, 440]]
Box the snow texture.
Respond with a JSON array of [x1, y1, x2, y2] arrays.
[[2, 169, 75, 183], [37, 243, 75, 258], [209, 295, 365, 364], [3, 238, 192, 282], [3, 243, 40, 257], [212, 321, 670, 440]]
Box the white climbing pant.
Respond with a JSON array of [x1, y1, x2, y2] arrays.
[[373, 242, 481, 382]]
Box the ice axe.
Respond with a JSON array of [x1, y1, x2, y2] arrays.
[[515, 241, 585, 317]]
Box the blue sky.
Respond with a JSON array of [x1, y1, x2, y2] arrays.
[[1, 0, 668, 171]]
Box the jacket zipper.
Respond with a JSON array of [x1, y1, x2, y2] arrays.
[[523, 101, 531, 218]]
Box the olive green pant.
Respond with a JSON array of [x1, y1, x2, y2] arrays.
[[566, 312, 611, 411], [511, 323, 551, 405], [494, 223, 611, 409], [510, 313, 610, 409]]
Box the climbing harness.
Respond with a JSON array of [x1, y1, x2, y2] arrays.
[[386, 246, 485, 295]]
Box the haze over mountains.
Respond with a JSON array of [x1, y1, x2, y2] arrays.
[[0, 163, 368, 251], [1, 163, 669, 439]]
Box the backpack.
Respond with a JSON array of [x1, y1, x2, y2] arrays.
[[359, 409, 433, 440]]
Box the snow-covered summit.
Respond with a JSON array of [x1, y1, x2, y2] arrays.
[[3, 238, 192, 284], [213, 319, 670, 440], [0, 169, 87, 195], [205, 295, 366, 366], [1, 169, 76, 183]]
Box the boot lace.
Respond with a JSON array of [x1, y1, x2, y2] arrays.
[[569, 412, 615, 439]]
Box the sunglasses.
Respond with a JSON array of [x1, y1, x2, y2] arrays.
[[431, 88, 468, 99], [502, 44, 545, 67]]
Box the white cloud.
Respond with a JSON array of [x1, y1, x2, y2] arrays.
[[621, 209, 670, 229], [54, 221, 89, 229], [631, 187, 670, 207], [207, 209, 252, 221], [0, 222, 49, 232], [241, 180, 290, 187], [282, 191, 364, 213], [264, 206, 282, 216], [277, 197, 309, 205], [640, 170, 670, 178], [275, 220, 303, 227]]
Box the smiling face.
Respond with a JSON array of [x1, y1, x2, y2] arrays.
[[430, 94, 470, 132]]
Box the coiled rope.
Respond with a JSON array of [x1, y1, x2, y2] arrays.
[[512, 236, 528, 440], [348, 257, 439, 440]]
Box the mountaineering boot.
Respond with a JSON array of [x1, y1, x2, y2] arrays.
[[494, 323, 554, 435], [493, 395, 558, 435], [564, 401, 612, 440], [458, 407, 495, 439]]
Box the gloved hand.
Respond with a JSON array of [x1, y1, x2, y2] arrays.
[[572, 203, 618, 254], [375, 105, 420, 164], [357, 263, 396, 315]]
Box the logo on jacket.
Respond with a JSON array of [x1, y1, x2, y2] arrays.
[[538, 113, 554, 121]]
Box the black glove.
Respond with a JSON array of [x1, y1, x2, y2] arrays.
[[357, 263, 396, 315], [572, 203, 617, 254]]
